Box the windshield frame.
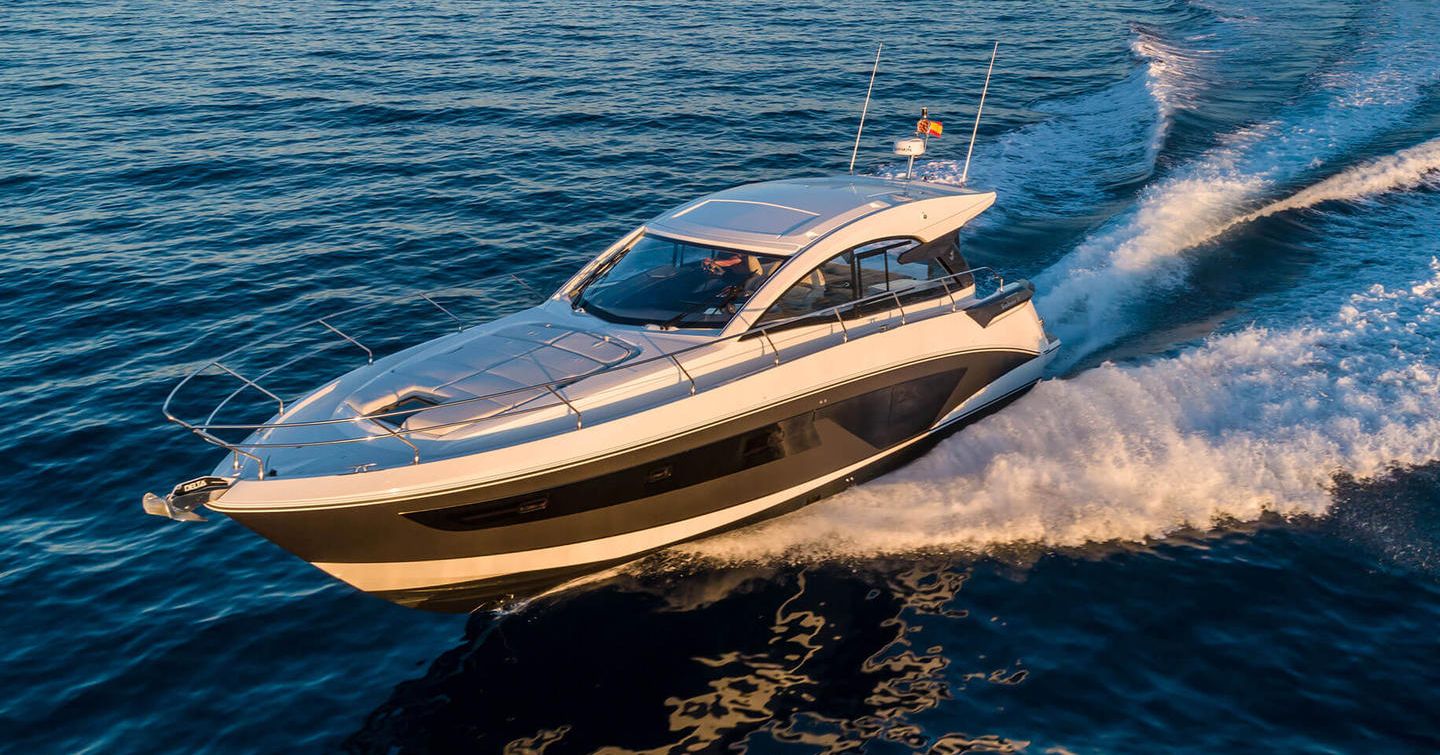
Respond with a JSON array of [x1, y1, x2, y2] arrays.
[[572, 233, 785, 329]]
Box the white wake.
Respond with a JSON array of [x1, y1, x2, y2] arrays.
[[679, 259, 1440, 563], [1038, 136, 1440, 360], [668, 3, 1440, 567], [1035, 0, 1440, 361]]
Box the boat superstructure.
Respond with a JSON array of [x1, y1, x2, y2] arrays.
[[147, 171, 1059, 611]]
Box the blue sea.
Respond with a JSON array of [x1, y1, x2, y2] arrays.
[[5, 0, 1440, 751]]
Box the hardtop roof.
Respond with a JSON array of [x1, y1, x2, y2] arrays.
[[646, 175, 989, 256]]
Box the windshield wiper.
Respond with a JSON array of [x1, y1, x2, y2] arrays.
[[660, 284, 744, 330], [572, 255, 625, 311]]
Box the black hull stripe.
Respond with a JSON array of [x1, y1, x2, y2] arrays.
[[400, 367, 968, 532]]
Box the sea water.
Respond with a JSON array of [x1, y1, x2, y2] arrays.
[[3, 1, 1438, 751]]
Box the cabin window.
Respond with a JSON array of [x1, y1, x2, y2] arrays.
[[758, 250, 856, 323], [902, 232, 973, 289], [889, 248, 935, 285], [854, 246, 893, 296], [758, 237, 959, 325], [856, 238, 965, 314], [853, 238, 957, 293], [574, 233, 782, 328]]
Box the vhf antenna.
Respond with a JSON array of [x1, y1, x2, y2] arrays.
[[960, 41, 999, 186], [848, 44, 882, 174]]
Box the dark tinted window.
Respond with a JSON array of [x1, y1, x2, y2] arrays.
[[576, 234, 782, 328], [758, 236, 972, 327], [758, 251, 855, 323]]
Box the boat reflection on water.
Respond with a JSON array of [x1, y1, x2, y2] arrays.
[[343, 556, 1032, 753]]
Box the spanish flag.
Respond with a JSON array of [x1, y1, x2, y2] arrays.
[[916, 119, 943, 137]]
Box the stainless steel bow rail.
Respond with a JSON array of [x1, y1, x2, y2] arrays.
[[162, 267, 1013, 480]]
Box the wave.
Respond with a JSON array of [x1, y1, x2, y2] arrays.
[[675, 258, 1440, 564], [1128, 20, 1212, 151], [1035, 0, 1440, 362], [1038, 135, 1440, 360], [1236, 137, 1440, 221]]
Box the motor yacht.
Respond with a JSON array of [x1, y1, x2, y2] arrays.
[[146, 166, 1060, 611]]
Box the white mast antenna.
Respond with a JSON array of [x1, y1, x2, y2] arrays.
[[960, 41, 998, 186], [848, 44, 882, 174]]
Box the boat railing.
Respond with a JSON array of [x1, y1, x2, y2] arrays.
[[164, 265, 1011, 479]]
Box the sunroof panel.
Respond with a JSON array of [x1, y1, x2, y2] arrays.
[[673, 199, 819, 236]]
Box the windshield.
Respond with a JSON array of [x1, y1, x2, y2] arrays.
[[574, 234, 783, 328]]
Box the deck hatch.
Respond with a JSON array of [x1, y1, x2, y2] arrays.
[[371, 395, 438, 428]]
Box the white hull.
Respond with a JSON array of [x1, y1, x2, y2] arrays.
[[313, 356, 1050, 597]]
